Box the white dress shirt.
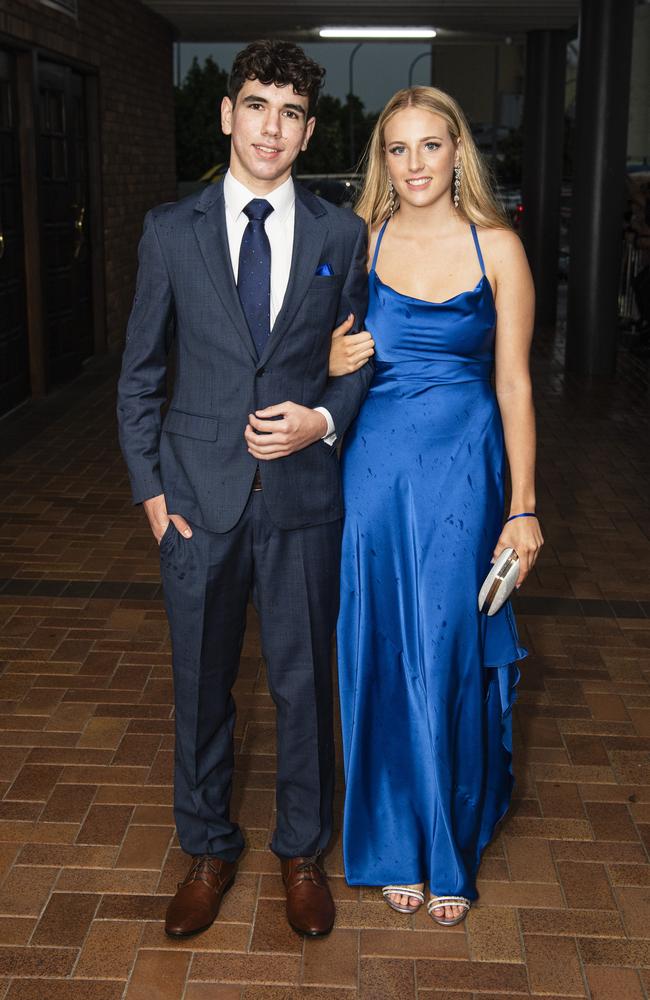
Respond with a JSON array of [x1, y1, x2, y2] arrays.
[[222, 170, 335, 443]]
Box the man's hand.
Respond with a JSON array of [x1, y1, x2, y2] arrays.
[[245, 403, 328, 461], [143, 494, 193, 543]]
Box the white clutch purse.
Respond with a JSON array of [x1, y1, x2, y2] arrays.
[[478, 547, 520, 616]]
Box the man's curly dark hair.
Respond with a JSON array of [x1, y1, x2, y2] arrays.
[[229, 40, 326, 118]]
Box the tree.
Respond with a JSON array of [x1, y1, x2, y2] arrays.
[[175, 56, 230, 181], [298, 95, 345, 174], [174, 56, 381, 180]]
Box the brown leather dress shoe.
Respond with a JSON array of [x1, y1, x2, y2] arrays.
[[165, 855, 237, 937], [281, 855, 335, 937]]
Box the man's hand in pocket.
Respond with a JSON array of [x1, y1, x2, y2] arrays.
[[143, 494, 193, 543]]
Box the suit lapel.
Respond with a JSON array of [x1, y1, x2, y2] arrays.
[[192, 181, 258, 363], [259, 184, 328, 366]]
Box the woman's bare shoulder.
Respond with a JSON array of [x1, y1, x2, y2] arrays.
[[476, 225, 525, 263]]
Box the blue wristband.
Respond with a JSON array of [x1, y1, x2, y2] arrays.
[[506, 512, 538, 524]]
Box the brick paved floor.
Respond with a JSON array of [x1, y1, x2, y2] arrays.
[[0, 326, 648, 999]]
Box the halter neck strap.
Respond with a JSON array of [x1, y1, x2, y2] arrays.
[[370, 218, 390, 273], [470, 224, 486, 276]]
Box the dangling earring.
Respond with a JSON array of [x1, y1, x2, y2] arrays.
[[453, 161, 462, 209], [388, 177, 396, 216]]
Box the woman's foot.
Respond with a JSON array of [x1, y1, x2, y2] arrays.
[[382, 883, 425, 913], [427, 894, 470, 926]]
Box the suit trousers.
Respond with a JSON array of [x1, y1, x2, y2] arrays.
[[159, 487, 341, 862]]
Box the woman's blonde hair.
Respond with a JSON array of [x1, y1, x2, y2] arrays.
[[355, 86, 509, 232]]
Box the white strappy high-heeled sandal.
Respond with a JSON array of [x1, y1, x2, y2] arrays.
[[382, 884, 425, 914], [427, 894, 470, 926]]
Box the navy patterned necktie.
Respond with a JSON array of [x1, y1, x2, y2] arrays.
[[237, 198, 274, 357]]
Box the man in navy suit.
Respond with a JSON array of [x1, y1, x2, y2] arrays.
[[117, 40, 372, 938]]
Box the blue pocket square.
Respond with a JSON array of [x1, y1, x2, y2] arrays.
[[315, 263, 334, 276]]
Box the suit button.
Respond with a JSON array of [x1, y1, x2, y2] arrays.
[[256, 367, 265, 377]]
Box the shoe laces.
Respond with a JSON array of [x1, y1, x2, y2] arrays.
[[181, 855, 222, 887], [295, 853, 325, 878], [294, 851, 327, 884]]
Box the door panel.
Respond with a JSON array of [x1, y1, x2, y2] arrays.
[[0, 50, 30, 415], [38, 60, 93, 385]]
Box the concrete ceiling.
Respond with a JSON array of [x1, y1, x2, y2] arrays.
[[140, 1, 580, 42]]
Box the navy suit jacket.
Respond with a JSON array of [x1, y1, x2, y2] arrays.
[[117, 179, 373, 533]]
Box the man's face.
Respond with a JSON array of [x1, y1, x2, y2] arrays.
[[221, 79, 315, 193]]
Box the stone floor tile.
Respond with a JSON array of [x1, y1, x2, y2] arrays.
[[0, 944, 76, 976], [96, 893, 169, 921], [302, 929, 359, 986], [0, 917, 35, 945], [190, 952, 301, 983], [609, 864, 650, 887], [551, 840, 647, 864], [5, 983, 124, 1000], [78, 718, 129, 750], [564, 733, 611, 766], [466, 906, 523, 963], [249, 898, 302, 954], [578, 938, 650, 967], [115, 824, 172, 869], [0, 865, 59, 916], [124, 948, 190, 999], [76, 803, 133, 845], [613, 886, 650, 938], [585, 800, 640, 842], [184, 987, 242, 1000], [519, 907, 625, 938], [56, 866, 158, 894], [524, 934, 587, 995], [473, 881, 564, 908], [415, 958, 529, 992], [537, 780, 586, 818], [584, 965, 645, 1000], [360, 927, 468, 959], [5, 763, 63, 801], [503, 836, 558, 883], [74, 918, 143, 978], [112, 733, 161, 766], [556, 860, 617, 909], [17, 843, 117, 867], [40, 783, 97, 823], [30, 890, 98, 946], [359, 957, 415, 999], [242, 990, 353, 1000], [140, 919, 249, 952]]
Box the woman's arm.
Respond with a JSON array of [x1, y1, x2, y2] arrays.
[[490, 228, 544, 586], [329, 315, 375, 375], [328, 223, 379, 376]]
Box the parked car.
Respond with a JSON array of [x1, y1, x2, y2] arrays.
[[297, 175, 361, 208]]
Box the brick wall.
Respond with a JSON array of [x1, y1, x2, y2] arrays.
[[0, 0, 176, 351]]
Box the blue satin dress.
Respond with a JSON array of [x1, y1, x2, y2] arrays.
[[337, 219, 527, 899]]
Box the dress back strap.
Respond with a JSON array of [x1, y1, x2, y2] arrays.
[[370, 218, 390, 273], [470, 224, 486, 276]]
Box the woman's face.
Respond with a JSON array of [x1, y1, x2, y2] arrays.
[[383, 106, 459, 211]]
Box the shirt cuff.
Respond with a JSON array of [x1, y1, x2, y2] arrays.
[[314, 406, 336, 446]]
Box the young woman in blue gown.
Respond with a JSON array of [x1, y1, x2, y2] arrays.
[[329, 87, 543, 925]]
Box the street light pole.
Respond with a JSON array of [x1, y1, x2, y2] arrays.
[[408, 50, 432, 87], [348, 42, 363, 169]]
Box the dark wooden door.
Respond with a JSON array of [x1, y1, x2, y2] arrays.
[[0, 50, 30, 415], [38, 60, 93, 385]]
